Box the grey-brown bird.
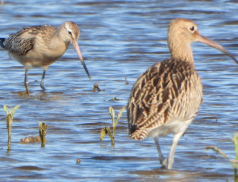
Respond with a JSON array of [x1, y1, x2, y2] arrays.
[[127, 18, 238, 169], [0, 21, 91, 94]]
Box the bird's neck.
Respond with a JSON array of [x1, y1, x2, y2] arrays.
[[168, 37, 194, 66], [48, 27, 69, 51]]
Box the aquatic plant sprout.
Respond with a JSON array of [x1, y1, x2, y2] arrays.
[[100, 106, 126, 147], [3, 105, 20, 152], [39, 122, 48, 147], [206, 132, 238, 182]]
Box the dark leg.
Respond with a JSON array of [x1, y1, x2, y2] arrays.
[[24, 69, 29, 94], [40, 69, 46, 90]]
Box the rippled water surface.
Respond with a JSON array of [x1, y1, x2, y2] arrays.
[[1, 0, 238, 181]]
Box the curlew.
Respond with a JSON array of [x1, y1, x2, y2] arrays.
[[0, 21, 91, 94], [127, 18, 238, 169]]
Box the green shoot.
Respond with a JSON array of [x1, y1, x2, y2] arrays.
[[3, 105, 20, 152], [206, 132, 238, 182], [39, 122, 48, 147], [100, 106, 126, 147]]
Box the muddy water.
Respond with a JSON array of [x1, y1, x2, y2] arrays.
[[0, 0, 238, 181]]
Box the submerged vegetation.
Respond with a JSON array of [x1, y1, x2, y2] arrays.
[[109, 97, 122, 101], [1, 0, 3, 10], [92, 83, 102, 92], [206, 132, 238, 182], [20, 136, 45, 144], [125, 76, 129, 85], [100, 106, 126, 147], [20, 123, 48, 145]]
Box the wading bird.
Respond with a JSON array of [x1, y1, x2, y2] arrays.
[[127, 18, 238, 169], [0, 21, 91, 94]]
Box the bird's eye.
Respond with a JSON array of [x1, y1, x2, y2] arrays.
[[190, 26, 195, 32], [68, 31, 72, 35]]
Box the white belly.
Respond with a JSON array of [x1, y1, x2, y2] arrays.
[[147, 118, 193, 138]]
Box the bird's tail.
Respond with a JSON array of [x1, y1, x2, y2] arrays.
[[0, 38, 6, 48]]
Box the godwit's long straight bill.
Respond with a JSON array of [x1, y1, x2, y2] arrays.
[[73, 41, 91, 80], [196, 35, 238, 64]]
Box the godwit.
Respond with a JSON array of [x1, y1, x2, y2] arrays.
[[0, 21, 91, 94], [127, 18, 238, 169]]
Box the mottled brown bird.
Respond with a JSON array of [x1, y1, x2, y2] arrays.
[[0, 21, 91, 94], [127, 18, 238, 169]]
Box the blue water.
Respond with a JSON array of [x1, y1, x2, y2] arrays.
[[0, 0, 238, 181]]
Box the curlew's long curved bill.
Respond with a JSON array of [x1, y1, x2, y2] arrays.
[[197, 35, 238, 65], [73, 42, 91, 80]]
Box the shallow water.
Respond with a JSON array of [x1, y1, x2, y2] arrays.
[[0, 0, 238, 181]]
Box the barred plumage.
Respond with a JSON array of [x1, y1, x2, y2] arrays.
[[128, 59, 202, 140], [4, 25, 54, 56], [127, 18, 238, 169]]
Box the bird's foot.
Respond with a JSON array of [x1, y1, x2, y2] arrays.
[[160, 158, 173, 169], [40, 83, 46, 91], [24, 82, 30, 97], [160, 158, 168, 167]]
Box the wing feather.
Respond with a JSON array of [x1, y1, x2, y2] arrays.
[[4, 25, 56, 56], [127, 58, 203, 140]]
